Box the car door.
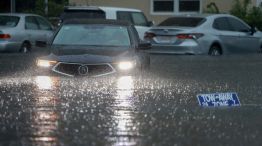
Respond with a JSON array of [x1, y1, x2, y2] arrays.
[[212, 17, 241, 54], [25, 16, 51, 47], [25, 16, 42, 47], [227, 17, 259, 53], [35, 16, 54, 45]]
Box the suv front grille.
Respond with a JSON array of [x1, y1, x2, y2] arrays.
[[52, 63, 115, 77]]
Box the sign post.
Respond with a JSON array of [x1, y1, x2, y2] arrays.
[[45, 0, 48, 16], [11, 0, 16, 13]]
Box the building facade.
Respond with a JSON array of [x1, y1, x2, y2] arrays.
[[69, 0, 262, 24]]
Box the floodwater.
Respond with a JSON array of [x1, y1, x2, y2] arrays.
[[0, 54, 262, 146]]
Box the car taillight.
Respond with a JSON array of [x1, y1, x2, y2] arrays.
[[176, 33, 203, 39], [0, 34, 11, 39], [144, 32, 156, 39]]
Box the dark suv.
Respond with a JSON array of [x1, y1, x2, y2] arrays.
[[37, 19, 151, 77]]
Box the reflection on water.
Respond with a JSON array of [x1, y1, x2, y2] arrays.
[[24, 110, 59, 145], [21, 76, 60, 146], [0, 75, 140, 146], [112, 76, 138, 146], [35, 76, 53, 90], [31, 136, 57, 142], [117, 76, 134, 107]]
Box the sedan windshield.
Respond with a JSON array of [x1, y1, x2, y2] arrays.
[[0, 16, 20, 27], [158, 17, 205, 27], [53, 24, 131, 46]]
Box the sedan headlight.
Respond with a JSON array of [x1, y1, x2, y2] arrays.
[[37, 59, 57, 67], [118, 61, 135, 70]]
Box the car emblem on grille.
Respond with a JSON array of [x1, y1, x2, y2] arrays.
[[78, 65, 88, 75]]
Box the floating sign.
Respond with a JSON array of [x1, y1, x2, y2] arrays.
[[197, 92, 240, 107]]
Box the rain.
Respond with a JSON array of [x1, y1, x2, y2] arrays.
[[0, 54, 262, 146]]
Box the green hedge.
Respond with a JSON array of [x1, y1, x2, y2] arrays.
[[230, 0, 262, 30], [205, 0, 262, 30]]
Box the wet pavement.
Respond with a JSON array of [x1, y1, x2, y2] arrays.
[[0, 53, 262, 146]]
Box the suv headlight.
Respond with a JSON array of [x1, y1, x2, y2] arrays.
[[118, 61, 135, 70], [37, 59, 57, 67]]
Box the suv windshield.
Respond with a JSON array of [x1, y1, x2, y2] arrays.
[[0, 16, 20, 27], [53, 24, 131, 46], [158, 17, 205, 27]]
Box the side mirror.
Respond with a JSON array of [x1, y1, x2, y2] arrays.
[[138, 41, 151, 50], [250, 25, 257, 35], [147, 21, 154, 27]]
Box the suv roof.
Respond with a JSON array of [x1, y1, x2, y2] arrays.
[[63, 19, 131, 26], [64, 6, 141, 12]]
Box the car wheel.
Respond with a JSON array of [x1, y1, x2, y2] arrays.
[[20, 42, 31, 53], [260, 45, 262, 53], [209, 45, 222, 56]]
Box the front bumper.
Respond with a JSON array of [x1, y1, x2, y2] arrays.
[[37, 62, 138, 77]]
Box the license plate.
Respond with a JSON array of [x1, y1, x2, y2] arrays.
[[156, 36, 174, 43]]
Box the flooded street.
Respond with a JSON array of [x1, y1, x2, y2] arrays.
[[0, 54, 262, 146]]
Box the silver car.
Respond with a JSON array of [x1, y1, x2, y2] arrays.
[[0, 13, 54, 53], [144, 14, 262, 55]]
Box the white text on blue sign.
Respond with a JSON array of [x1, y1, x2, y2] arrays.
[[197, 93, 241, 107]]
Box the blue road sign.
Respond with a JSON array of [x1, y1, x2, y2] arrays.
[[197, 92, 240, 107]]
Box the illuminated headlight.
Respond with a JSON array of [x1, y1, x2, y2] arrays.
[[118, 61, 135, 70], [37, 59, 57, 67]]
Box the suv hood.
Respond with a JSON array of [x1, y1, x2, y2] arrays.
[[43, 45, 135, 64], [52, 45, 133, 56]]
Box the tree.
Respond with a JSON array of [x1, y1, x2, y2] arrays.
[[246, 6, 262, 29], [34, 0, 68, 17], [230, 0, 251, 21], [230, 0, 262, 30]]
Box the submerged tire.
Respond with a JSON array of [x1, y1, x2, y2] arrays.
[[19, 42, 31, 53], [209, 45, 222, 56]]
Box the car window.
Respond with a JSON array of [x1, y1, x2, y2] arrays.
[[117, 11, 149, 26], [131, 12, 148, 26], [158, 17, 206, 27], [117, 11, 132, 23], [213, 17, 233, 31], [131, 12, 147, 26], [25, 16, 39, 30], [0, 16, 20, 27], [35, 17, 52, 31], [53, 24, 131, 47], [227, 17, 250, 32]]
